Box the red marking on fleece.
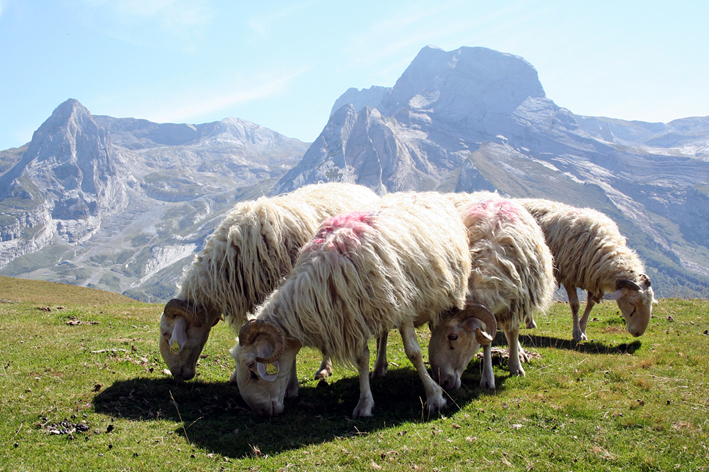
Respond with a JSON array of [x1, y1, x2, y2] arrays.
[[309, 211, 376, 255], [464, 199, 522, 226]]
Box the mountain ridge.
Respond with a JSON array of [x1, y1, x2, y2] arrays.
[[2, 46, 708, 299]]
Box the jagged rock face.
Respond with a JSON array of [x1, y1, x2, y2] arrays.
[[0, 99, 308, 299], [0, 99, 127, 265], [275, 45, 709, 296]]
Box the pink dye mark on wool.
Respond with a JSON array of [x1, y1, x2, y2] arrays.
[[309, 212, 376, 255], [464, 199, 522, 226]]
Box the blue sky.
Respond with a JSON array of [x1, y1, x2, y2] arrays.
[[1, 0, 707, 151]]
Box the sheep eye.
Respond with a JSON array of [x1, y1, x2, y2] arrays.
[[447, 334, 458, 341]]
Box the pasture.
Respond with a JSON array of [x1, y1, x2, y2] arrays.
[[0, 276, 707, 471]]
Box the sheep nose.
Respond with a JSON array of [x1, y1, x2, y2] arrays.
[[440, 378, 451, 389]]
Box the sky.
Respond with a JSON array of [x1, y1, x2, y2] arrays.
[[1, 0, 708, 151]]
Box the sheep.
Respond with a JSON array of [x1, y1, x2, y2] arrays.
[[159, 182, 378, 382], [517, 198, 655, 342], [428, 196, 555, 390], [369, 190, 500, 379], [229, 191, 478, 418]]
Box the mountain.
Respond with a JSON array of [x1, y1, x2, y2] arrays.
[[0, 99, 309, 301], [3, 46, 708, 300], [273, 46, 709, 297]]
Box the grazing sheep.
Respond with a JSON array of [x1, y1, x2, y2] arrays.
[[428, 196, 555, 390], [230, 192, 472, 418], [517, 198, 655, 342], [159, 183, 378, 382], [369, 190, 501, 379]]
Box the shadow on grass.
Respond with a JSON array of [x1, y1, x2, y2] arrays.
[[93, 365, 491, 458], [519, 332, 642, 355]]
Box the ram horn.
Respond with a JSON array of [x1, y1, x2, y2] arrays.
[[238, 319, 286, 364], [615, 279, 641, 292], [457, 301, 497, 344], [163, 299, 206, 328]]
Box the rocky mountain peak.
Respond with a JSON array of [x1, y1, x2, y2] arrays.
[[378, 46, 545, 125]]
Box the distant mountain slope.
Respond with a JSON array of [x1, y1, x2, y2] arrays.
[[273, 46, 709, 297], [0, 100, 309, 301]]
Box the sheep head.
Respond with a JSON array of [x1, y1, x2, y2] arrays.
[[428, 301, 497, 390], [603, 274, 655, 337], [159, 299, 219, 381], [230, 319, 299, 417]]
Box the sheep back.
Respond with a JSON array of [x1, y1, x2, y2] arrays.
[[176, 183, 378, 328], [518, 198, 645, 298], [459, 197, 555, 329]]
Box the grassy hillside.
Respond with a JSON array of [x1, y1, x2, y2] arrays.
[[0, 275, 138, 305], [0, 278, 707, 470]]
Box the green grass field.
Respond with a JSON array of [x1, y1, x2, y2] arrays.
[[0, 277, 707, 471]]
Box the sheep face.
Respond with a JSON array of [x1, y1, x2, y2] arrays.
[[229, 338, 298, 417], [159, 313, 214, 381], [605, 275, 654, 337], [159, 299, 220, 381], [428, 303, 497, 390]]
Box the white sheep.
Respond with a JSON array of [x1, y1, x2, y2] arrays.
[[159, 182, 378, 382], [428, 196, 555, 390], [517, 198, 655, 342], [230, 192, 472, 418]]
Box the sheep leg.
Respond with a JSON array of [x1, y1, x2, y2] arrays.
[[371, 330, 389, 378], [566, 284, 586, 341], [285, 356, 300, 398], [525, 314, 537, 329], [314, 356, 333, 381], [480, 343, 496, 390], [400, 323, 446, 412], [352, 345, 375, 418], [505, 327, 525, 377], [578, 292, 597, 340]]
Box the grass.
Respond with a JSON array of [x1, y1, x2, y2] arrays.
[[0, 279, 708, 471]]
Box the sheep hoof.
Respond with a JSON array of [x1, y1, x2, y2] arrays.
[[572, 330, 587, 342], [426, 393, 446, 413], [370, 364, 388, 378], [510, 366, 526, 377], [353, 398, 375, 418], [314, 368, 332, 381], [480, 376, 496, 390]]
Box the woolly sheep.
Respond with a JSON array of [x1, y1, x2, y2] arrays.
[[369, 190, 500, 379], [428, 196, 555, 390], [230, 192, 473, 418], [517, 198, 655, 342], [159, 182, 378, 382]]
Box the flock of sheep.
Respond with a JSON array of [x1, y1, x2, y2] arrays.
[[158, 182, 655, 418]]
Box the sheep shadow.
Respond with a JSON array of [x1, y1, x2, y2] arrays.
[[483, 330, 641, 355], [518, 332, 642, 355], [93, 365, 491, 458]]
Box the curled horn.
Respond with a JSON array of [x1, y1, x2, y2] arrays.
[[163, 299, 206, 328], [238, 319, 286, 364], [457, 301, 497, 344], [616, 279, 641, 292]]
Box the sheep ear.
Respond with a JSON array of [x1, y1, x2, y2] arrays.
[[169, 317, 188, 353], [257, 361, 279, 382], [604, 288, 626, 301]]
